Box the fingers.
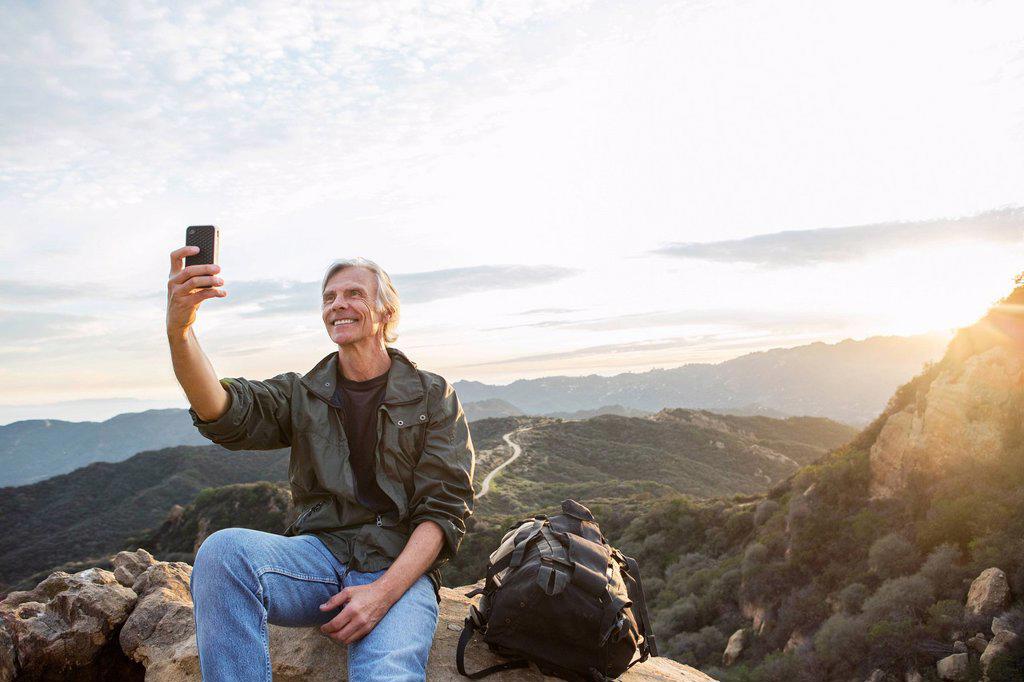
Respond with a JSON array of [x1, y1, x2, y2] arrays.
[[321, 605, 370, 644], [169, 262, 221, 286], [334, 617, 368, 644], [319, 587, 351, 613], [169, 246, 200, 275], [181, 288, 227, 304]]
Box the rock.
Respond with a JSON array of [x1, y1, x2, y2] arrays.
[[967, 633, 988, 653], [965, 568, 1011, 619], [119, 561, 199, 680], [3, 553, 713, 681], [783, 630, 809, 654], [0, 620, 15, 682], [0, 567, 138, 678], [992, 614, 1015, 635], [904, 671, 923, 682], [870, 346, 1024, 498], [980, 630, 1019, 675], [112, 548, 158, 588], [722, 628, 746, 666], [740, 599, 771, 635], [864, 668, 886, 682], [936, 652, 969, 681], [952, 640, 967, 653]]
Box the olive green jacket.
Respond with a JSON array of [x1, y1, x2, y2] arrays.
[[187, 346, 476, 598]]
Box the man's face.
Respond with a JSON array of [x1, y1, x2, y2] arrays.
[[322, 267, 386, 347]]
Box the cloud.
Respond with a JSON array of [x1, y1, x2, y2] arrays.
[[393, 265, 579, 304], [0, 310, 105, 348], [516, 307, 581, 315], [133, 264, 579, 317], [0, 280, 109, 304], [465, 335, 718, 366], [488, 309, 852, 333], [652, 207, 1024, 267], [0, 1, 597, 213]]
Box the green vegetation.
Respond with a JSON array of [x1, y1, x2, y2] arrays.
[[126, 481, 294, 564], [0, 446, 288, 594]]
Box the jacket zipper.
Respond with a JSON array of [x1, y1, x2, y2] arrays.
[[302, 382, 415, 530], [286, 500, 325, 534]]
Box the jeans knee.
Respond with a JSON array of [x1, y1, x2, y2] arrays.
[[193, 527, 252, 580]]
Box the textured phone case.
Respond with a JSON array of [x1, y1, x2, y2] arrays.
[[185, 226, 219, 287]]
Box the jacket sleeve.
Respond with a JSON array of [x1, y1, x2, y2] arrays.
[[408, 379, 476, 568], [188, 373, 295, 451]]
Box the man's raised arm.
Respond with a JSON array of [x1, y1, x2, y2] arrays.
[[166, 245, 295, 451], [166, 245, 230, 422]]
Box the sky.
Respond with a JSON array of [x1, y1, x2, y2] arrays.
[[2, 0, 1024, 423]]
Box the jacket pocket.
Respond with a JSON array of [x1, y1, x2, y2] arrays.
[[383, 405, 427, 464], [283, 499, 327, 536]]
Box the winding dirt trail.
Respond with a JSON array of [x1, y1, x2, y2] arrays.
[[477, 427, 529, 498]]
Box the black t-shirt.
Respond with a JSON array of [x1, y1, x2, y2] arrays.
[[329, 365, 395, 515]]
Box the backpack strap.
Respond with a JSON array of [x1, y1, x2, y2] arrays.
[[456, 617, 530, 679], [623, 554, 659, 658], [536, 525, 572, 595], [508, 518, 546, 569]]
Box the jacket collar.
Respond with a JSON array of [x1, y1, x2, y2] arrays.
[[300, 346, 424, 406]]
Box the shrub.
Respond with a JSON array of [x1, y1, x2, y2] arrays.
[[918, 543, 967, 599], [837, 582, 870, 615], [754, 500, 780, 526], [925, 599, 964, 641], [861, 575, 934, 623], [741, 543, 769, 579], [868, 532, 921, 579], [769, 583, 831, 651], [813, 613, 867, 678]]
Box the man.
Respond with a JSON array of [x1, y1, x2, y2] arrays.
[[166, 247, 476, 681]]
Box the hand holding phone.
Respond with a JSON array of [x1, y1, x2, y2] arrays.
[[185, 225, 219, 284], [166, 226, 225, 336]]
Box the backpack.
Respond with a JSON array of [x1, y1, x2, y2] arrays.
[[456, 499, 659, 681]]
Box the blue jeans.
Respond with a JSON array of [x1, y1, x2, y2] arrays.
[[189, 527, 439, 681]]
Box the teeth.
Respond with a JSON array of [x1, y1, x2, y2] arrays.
[[333, 319, 356, 326]]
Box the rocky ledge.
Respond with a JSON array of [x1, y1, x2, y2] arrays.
[[0, 549, 712, 681]]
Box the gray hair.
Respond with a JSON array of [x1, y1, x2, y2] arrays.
[[321, 258, 401, 343]]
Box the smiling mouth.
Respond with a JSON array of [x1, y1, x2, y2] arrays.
[[332, 319, 358, 326]]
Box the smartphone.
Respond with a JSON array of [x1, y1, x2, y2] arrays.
[[185, 225, 220, 288]]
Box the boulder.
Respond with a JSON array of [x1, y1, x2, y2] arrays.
[[870, 346, 1024, 498], [119, 561, 199, 680], [936, 652, 969, 681], [112, 547, 159, 588], [864, 668, 886, 682], [952, 640, 967, 653], [0, 567, 139, 678], [980, 630, 1019, 676], [992, 614, 1016, 635], [740, 599, 771, 635], [0, 621, 15, 682], [965, 568, 1011, 619], [783, 630, 809, 654], [722, 628, 746, 667], [1, 555, 714, 681], [904, 671, 923, 682], [967, 633, 988, 654]]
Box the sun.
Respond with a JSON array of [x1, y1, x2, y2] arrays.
[[873, 243, 1022, 336]]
